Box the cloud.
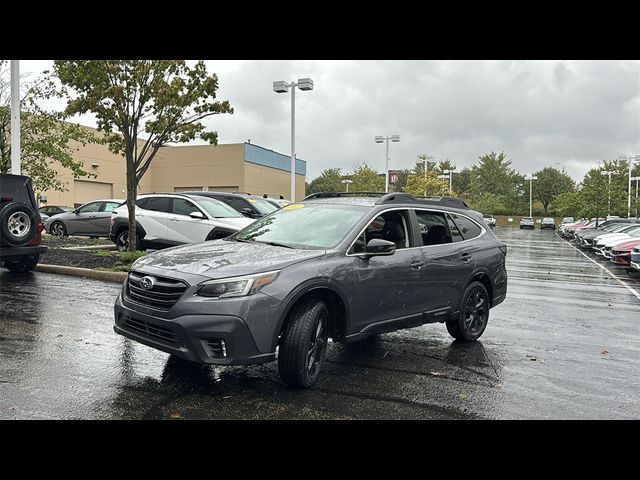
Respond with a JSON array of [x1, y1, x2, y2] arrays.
[[22, 60, 640, 182]]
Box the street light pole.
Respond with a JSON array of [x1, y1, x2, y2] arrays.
[[273, 78, 314, 201], [618, 155, 640, 218], [341, 179, 353, 192], [375, 135, 400, 193], [442, 168, 457, 195], [600, 170, 616, 216], [525, 175, 537, 218], [10, 60, 20, 175]]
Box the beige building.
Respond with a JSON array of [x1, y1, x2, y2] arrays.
[[40, 131, 307, 207]]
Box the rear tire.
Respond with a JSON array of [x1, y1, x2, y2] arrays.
[[446, 281, 490, 342], [50, 221, 67, 237], [3, 254, 39, 273], [116, 229, 140, 252], [278, 299, 329, 388], [0, 201, 37, 246]]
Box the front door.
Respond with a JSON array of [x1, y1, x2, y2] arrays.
[[67, 201, 103, 235], [349, 209, 427, 332]]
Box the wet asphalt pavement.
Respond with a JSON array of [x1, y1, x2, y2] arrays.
[[1, 228, 639, 419]]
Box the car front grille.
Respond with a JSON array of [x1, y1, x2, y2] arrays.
[[122, 317, 177, 347], [126, 271, 188, 311]]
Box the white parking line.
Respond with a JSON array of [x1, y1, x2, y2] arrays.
[[564, 239, 640, 302]]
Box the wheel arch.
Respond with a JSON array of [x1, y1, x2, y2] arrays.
[[464, 267, 494, 308], [271, 280, 350, 351]]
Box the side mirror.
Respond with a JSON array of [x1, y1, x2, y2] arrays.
[[364, 238, 396, 256], [189, 211, 207, 220], [239, 208, 254, 217]]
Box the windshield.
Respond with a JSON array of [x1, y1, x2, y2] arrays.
[[247, 197, 278, 215], [190, 196, 244, 218], [543, 218, 554, 222], [233, 203, 367, 249]]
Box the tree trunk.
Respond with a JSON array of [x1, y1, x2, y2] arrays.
[[126, 159, 137, 252]]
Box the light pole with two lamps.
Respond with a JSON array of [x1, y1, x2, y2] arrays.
[[442, 168, 457, 195], [375, 135, 400, 193], [524, 174, 537, 218], [341, 179, 353, 192], [273, 77, 314, 201], [600, 169, 617, 217], [618, 155, 640, 218]]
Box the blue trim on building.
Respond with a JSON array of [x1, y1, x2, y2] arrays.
[[244, 143, 307, 176]]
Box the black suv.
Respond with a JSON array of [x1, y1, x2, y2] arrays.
[[114, 192, 508, 388], [0, 173, 48, 272], [182, 191, 278, 219]]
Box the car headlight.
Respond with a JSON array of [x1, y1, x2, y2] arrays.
[[197, 270, 280, 299]]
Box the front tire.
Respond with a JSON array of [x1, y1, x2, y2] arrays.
[[446, 281, 490, 342], [3, 254, 40, 273], [278, 300, 329, 388]]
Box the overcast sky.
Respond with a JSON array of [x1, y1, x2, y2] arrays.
[[21, 60, 640, 182]]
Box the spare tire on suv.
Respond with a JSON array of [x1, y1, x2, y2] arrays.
[[0, 200, 37, 246]]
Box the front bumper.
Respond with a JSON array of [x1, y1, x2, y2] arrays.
[[114, 293, 275, 365], [630, 261, 640, 271], [610, 253, 631, 266]]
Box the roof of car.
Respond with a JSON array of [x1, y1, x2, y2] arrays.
[[181, 191, 271, 201], [302, 192, 470, 210]]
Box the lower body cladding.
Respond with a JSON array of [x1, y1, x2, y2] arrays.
[[113, 290, 281, 366]]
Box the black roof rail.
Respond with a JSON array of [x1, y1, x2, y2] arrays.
[[302, 192, 385, 200], [377, 193, 469, 209]]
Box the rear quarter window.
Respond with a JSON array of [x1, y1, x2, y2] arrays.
[[449, 213, 483, 240]]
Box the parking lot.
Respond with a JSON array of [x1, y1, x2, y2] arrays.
[[1, 227, 639, 419]]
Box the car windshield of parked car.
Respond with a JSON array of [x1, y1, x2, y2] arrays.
[[247, 198, 279, 215], [543, 218, 554, 222], [191, 196, 244, 218], [233, 204, 367, 249]]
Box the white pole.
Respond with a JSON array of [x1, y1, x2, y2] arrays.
[[423, 159, 427, 196], [10, 60, 20, 175], [529, 177, 533, 218], [449, 171, 453, 194], [290, 81, 296, 201], [608, 172, 611, 216], [385, 137, 389, 193], [628, 159, 633, 218]]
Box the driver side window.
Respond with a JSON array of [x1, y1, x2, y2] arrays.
[[78, 202, 102, 214], [351, 210, 411, 254]]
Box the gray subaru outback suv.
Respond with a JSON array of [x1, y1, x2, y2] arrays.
[[114, 192, 508, 387]]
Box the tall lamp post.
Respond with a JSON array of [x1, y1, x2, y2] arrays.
[[618, 155, 640, 218], [273, 78, 314, 201], [600, 170, 617, 217], [375, 135, 400, 193], [632, 176, 640, 218], [442, 168, 457, 195], [10, 60, 20, 175], [341, 179, 353, 192], [524, 175, 537, 218], [418, 154, 435, 196]]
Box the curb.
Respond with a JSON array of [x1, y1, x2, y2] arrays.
[[35, 264, 127, 284], [62, 244, 117, 251]]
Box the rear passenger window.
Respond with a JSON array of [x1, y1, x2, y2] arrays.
[[415, 210, 453, 246], [143, 197, 171, 213], [449, 213, 483, 240]]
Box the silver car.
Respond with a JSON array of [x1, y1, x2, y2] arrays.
[[45, 199, 124, 237]]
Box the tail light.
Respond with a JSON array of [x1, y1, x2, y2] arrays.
[[1, 196, 13, 202], [37, 223, 45, 233]]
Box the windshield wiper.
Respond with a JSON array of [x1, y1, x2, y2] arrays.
[[255, 240, 294, 249], [233, 237, 252, 243]]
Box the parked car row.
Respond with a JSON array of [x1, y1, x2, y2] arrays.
[[559, 217, 640, 272], [39, 191, 292, 248]]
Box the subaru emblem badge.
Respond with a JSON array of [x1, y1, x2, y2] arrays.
[[140, 276, 156, 290]]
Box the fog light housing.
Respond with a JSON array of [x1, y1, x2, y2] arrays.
[[205, 339, 227, 359]]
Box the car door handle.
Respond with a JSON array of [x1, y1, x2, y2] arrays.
[[410, 260, 425, 270], [460, 253, 472, 262]]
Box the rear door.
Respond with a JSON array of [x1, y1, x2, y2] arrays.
[[135, 197, 170, 243], [413, 209, 479, 315]]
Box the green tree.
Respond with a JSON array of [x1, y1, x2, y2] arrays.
[[52, 60, 233, 250], [552, 191, 584, 218], [533, 166, 575, 213], [469, 151, 525, 213], [452, 167, 472, 199], [350, 163, 384, 192], [404, 171, 449, 197], [307, 168, 343, 194], [467, 192, 504, 214], [437, 159, 456, 175], [0, 60, 97, 193]]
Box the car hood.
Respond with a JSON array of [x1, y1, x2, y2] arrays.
[[211, 216, 255, 230], [594, 233, 631, 242], [604, 235, 640, 247], [43, 211, 73, 226], [131, 239, 326, 280]]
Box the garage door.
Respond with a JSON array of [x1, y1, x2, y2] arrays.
[[74, 180, 113, 206]]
